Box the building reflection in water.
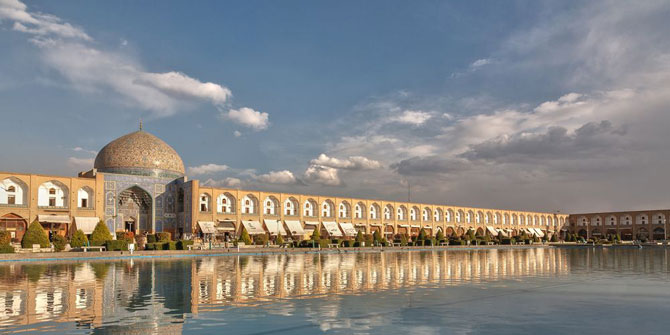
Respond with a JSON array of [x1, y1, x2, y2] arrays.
[[6, 248, 655, 333]]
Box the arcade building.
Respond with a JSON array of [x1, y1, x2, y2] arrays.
[[1, 127, 569, 242]]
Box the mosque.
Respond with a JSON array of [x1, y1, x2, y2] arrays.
[[1, 126, 571, 242]]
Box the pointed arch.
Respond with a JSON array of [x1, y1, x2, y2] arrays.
[[217, 192, 236, 213]]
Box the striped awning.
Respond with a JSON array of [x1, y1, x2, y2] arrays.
[[486, 226, 499, 236]]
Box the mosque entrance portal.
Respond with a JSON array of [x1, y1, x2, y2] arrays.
[[118, 186, 152, 234]]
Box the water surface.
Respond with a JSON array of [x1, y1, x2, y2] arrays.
[[1, 247, 669, 334]]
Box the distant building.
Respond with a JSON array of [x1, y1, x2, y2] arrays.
[[0, 127, 567, 242], [567, 210, 669, 241]]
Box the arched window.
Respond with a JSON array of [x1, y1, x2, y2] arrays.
[[339, 201, 350, 218], [466, 211, 473, 223], [284, 197, 298, 216], [369, 203, 380, 219], [434, 208, 442, 222], [475, 212, 482, 224], [322, 200, 334, 217], [304, 199, 316, 217], [397, 206, 407, 220], [1, 177, 27, 206], [263, 196, 279, 215], [446, 209, 454, 223], [217, 193, 235, 213], [77, 187, 94, 209], [38, 181, 68, 208], [242, 194, 258, 214], [410, 207, 418, 221], [422, 208, 431, 221], [384, 205, 393, 220], [199, 193, 211, 212], [354, 202, 365, 219]]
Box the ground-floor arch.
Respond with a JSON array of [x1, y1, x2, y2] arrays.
[[118, 185, 153, 234], [0, 213, 27, 242]]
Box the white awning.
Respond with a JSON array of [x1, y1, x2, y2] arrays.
[[39, 215, 70, 224], [424, 225, 432, 228], [285, 220, 305, 235], [398, 224, 410, 228], [370, 223, 382, 227], [198, 221, 217, 234], [339, 222, 357, 237], [217, 220, 236, 232], [486, 226, 499, 236], [533, 228, 545, 238], [242, 220, 266, 235], [354, 223, 366, 227], [410, 225, 420, 228], [264, 219, 287, 235], [322, 221, 343, 237], [74, 217, 99, 234], [496, 228, 508, 237]]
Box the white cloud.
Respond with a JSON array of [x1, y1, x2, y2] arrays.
[[202, 177, 242, 188], [188, 163, 229, 176], [389, 110, 431, 125], [470, 58, 492, 69], [0, 0, 245, 118], [303, 165, 341, 186], [310, 153, 382, 170], [223, 107, 270, 130], [72, 146, 97, 155], [233, 130, 242, 137], [255, 170, 298, 184]]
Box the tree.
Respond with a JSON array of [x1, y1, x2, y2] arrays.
[[90, 221, 112, 246], [311, 227, 321, 241], [22, 220, 49, 248], [355, 231, 364, 242], [436, 230, 445, 241], [373, 230, 382, 243], [418, 228, 427, 241], [52, 235, 67, 252], [401, 234, 409, 246], [550, 234, 558, 242], [276, 234, 284, 245], [240, 227, 252, 245], [70, 229, 88, 248]]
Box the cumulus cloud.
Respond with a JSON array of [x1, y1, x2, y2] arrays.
[[303, 165, 341, 186], [187, 163, 229, 176], [389, 110, 432, 125], [202, 177, 242, 188], [0, 0, 264, 121], [310, 153, 382, 170], [470, 58, 492, 69], [223, 107, 270, 130], [255, 170, 299, 184], [233, 130, 242, 137], [72, 147, 97, 155]]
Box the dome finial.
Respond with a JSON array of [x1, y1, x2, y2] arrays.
[[139, 118, 143, 131]]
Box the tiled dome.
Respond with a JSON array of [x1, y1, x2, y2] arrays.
[[94, 130, 185, 178]]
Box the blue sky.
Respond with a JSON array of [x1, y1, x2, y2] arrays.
[[2, 0, 670, 212]]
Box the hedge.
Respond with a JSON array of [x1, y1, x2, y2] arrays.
[[501, 238, 515, 245], [147, 234, 157, 243], [22, 221, 50, 248], [162, 241, 177, 250], [104, 239, 129, 251], [449, 239, 466, 245], [0, 231, 11, 245], [177, 240, 194, 250], [0, 244, 14, 253], [156, 232, 171, 242]]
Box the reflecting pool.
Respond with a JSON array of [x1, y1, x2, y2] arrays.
[[1, 247, 670, 334]]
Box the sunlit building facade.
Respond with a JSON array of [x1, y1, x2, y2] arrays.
[[567, 210, 670, 241], [0, 128, 567, 242]]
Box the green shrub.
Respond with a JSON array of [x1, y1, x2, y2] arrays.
[[418, 228, 427, 241], [0, 244, 14, 253], [70, 229, 88, 248], [156, 232, 171, 242], [0, 231, 11, 245], [318, 239, 330, 248], [436, 230, 445, 241], [240, 227, 252, 245], [52, 235, 67, 252], [310, 227, 321, 241], [550, 234, 558, 242], [90, 222, 112, 246], [177, 240, 194, 250], [355, 231, 364, 242], [276, 234, 284, 245], [104, 239, 129, 251], [424, 239, 433, 246], [162, 241, 177, 250], [449, 239, 465, 245], [401, 234, 408, 246], [253, 234, 269, 245], [21, 221, 49, 248], [373, 230, 382, 243], [147, 234, 157, 243]]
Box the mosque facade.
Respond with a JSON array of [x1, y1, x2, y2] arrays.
[[1, 128, 571, 242]]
